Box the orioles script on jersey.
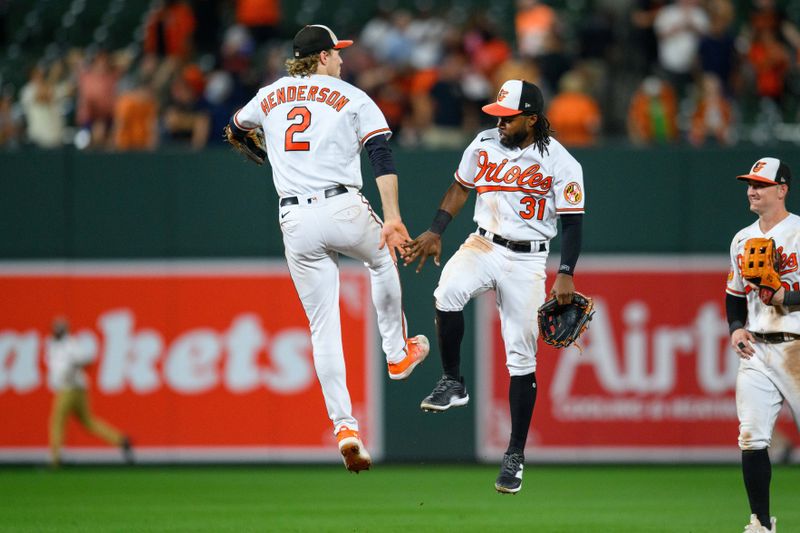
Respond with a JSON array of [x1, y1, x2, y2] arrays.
[[473, 149, 553, 194], [259, 85, 350, 116]]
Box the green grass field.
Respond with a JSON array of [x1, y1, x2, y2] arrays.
[[1, 464, 797, 532]]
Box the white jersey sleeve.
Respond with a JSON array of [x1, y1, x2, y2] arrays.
[[453, 135, 481, 189], [726, 231, 746, 297], [355, 98, 391, 145], [233, 95, 262, 131], [552, 150, 585, 215]]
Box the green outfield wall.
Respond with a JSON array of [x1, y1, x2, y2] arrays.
[[1, 146, 797, 462]]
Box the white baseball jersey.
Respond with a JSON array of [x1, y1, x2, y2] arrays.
[[454, 129, 585, 242], [726, 213, 800, 334], [727, 213, 800, 450], [234, 74, 391, 197], [46, 336, 94, 390]]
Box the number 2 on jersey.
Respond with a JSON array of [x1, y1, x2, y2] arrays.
[[519, 197, 546, 220], [285, 107, 311, 151]]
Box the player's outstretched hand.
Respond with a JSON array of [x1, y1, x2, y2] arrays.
[[401, 231, 442, 273], [731, 328, 756, 359], [379, 219, 411, 263], [549, 273, 575, 305]]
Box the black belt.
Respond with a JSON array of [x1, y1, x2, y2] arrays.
[[751, 331, 800, 344], [478, 227, 546, 253], [280, 185, 348, 207]]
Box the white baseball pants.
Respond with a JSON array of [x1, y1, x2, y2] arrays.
[[433, 233, 547, 376], [736, 339, 800, 450], [279, 188, 407, 434]]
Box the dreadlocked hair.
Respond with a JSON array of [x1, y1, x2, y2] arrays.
[[285, 53, 322, 77], [533, 113, 554, 156]]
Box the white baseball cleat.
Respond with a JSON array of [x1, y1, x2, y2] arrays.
[[387, 335, 429, 380], [336, 426, 371, 473], [743, 514, 776, 533]]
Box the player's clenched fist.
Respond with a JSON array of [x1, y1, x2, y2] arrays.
[[402, 231, 442, 273]]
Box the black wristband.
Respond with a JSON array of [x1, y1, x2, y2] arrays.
[[728, 320, 744, 335], [558, 265, 574, 275], [783, 290, 800, 306], [430, 209, 452, 235]]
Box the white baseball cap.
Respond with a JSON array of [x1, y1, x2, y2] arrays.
[[737, 157, 792, 188], [482, 80, 544, 117]]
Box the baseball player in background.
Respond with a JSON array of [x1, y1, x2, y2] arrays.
[[47, 318, 132, 467], [727, 158, 799, 532], [402, 80, 585, 493], [227, 25, 429, 473]]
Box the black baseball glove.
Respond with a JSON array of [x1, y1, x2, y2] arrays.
[[538, 291, 595, 348], [223, 124, 267, 165]]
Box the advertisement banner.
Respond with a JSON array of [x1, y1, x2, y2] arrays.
[[0, 261, 378, 462], [477, 257, 800, 462]]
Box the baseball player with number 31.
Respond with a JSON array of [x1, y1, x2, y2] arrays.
[[226, 24, 429, 473], [727, 157, 800, 532], [402, 80, 585, 494]]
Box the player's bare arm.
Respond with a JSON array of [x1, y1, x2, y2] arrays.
[[403, 182, 471, 272], [375, 173, 410, 263]]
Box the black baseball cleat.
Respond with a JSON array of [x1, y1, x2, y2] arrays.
[[420, 375, 469, 412], [495, 452, 524, 494]]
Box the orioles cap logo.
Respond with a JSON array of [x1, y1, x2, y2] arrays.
[[752, 161, 767, 173], [498, 89, 509, 102]]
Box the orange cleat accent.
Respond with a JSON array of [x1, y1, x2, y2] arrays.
[[336, 426, 371, 473], [387, 335, 430, 380]]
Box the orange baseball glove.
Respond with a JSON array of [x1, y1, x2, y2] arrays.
[[742, 237, 782, 304]]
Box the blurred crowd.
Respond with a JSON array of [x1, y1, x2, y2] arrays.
[[1, 0, 800, 151]]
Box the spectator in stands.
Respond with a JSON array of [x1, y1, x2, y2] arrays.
[[745, 26, 792, 106], [76, 50, 121, 148], [627, 75, 679, 145], [743, 0, 800, 53], [235, 0, 281, 45], [162, 65, 210, 149], [144, 0, 196, 60], [220, 25, 257, 94], [546, 69, 601, 146], [515, 0, 558, 59], [630, 0, 668, 75], [112, 75, 159, 151], [417, 51, 470, 149], [698, 0, 738, 97], [536, 30, 573, 96], [653, 0, 709, 98], [688, 73, 733, 146], [464, 17, 512, 81], [20, 63, 71, 148], [203, 70, 237, 146]]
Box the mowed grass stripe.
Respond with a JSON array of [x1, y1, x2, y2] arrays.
[[0, 465, 797, 532]]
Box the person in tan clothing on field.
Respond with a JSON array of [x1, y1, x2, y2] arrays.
[[47, 318, 132, 467]]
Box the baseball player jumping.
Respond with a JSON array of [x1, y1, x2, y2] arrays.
[[226, 25, 429, 473], [402, 80, 586, 493], [727, 158, 799, 532]]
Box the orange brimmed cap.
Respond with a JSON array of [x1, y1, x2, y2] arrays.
[[482, 80, 544, 117], [737, 157, 791, 188]]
